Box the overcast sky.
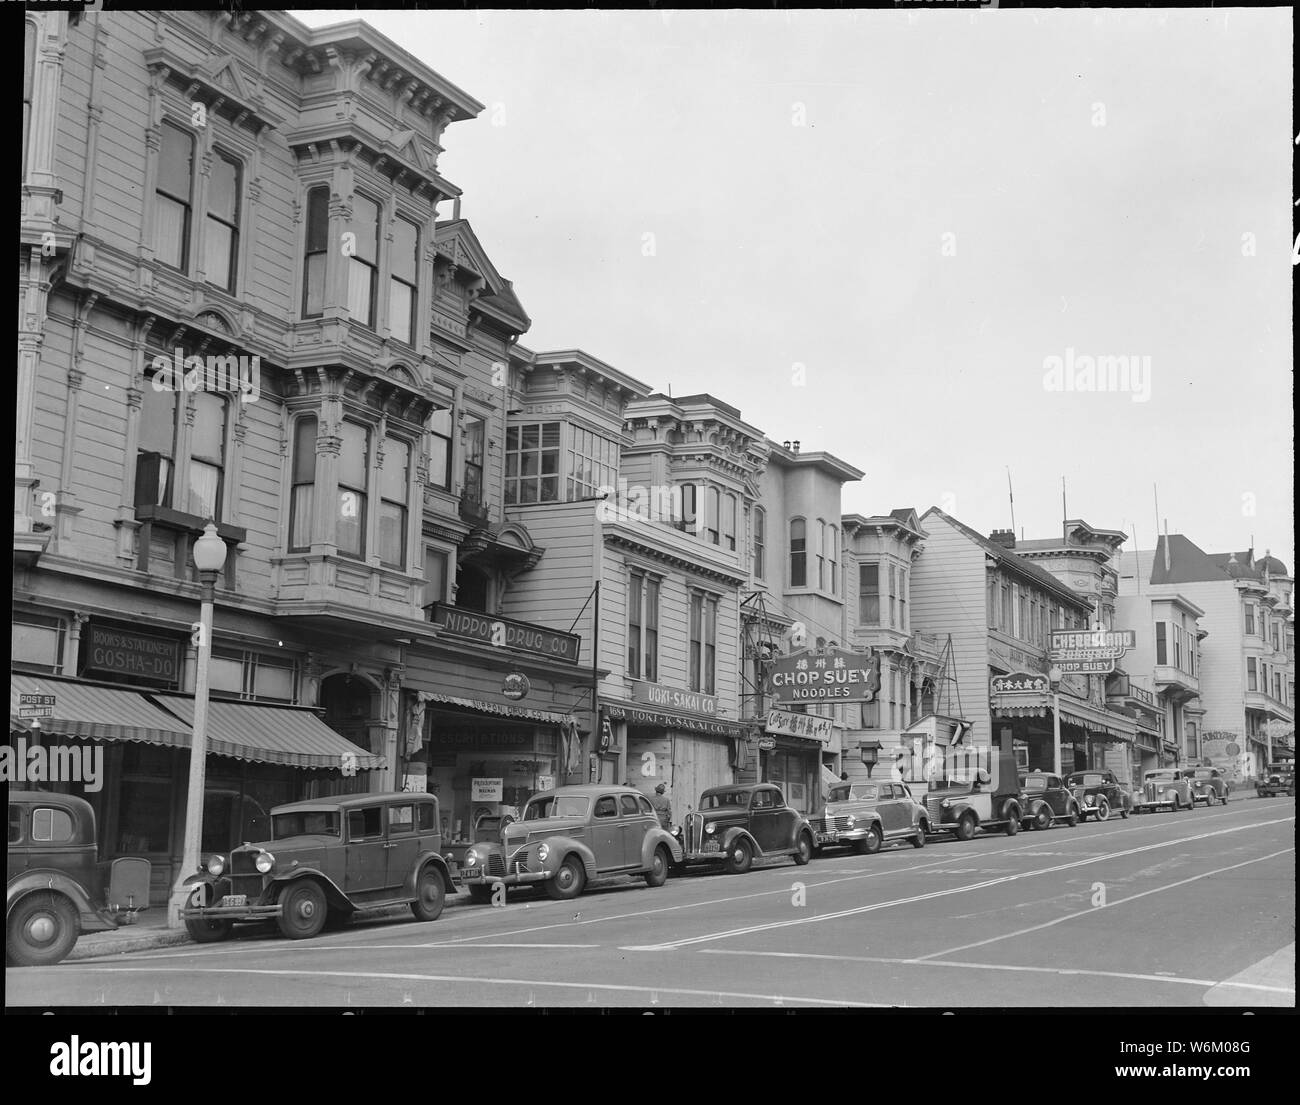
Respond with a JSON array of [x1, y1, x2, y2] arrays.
[[297, 8, 1293, 572]]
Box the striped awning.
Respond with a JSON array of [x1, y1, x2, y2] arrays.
[[990, 689, 1137, 744], [10, 674, 191, 747], [149, 695, 385, 770]]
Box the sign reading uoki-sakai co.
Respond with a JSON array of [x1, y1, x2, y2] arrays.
[[766, 648, 878, 704]]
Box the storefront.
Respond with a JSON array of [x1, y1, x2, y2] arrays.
[[9, 672, 385, 905], [760, 707, 835, 814]]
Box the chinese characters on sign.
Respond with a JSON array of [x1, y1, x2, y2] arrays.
[[764, 708, 834, 743], [990, 672, 1050, 695], [765, 648, 879, 704]]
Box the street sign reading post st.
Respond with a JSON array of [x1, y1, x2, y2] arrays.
[[18, 694, 56, 720]]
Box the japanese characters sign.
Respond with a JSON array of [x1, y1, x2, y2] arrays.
[[764, 708, 835, 743], [990, 672, 1050, 695]]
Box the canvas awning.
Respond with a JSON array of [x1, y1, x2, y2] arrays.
[[10, 674, 191, 747]]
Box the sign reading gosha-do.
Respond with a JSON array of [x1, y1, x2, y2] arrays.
[[766, 647, 880, 704]]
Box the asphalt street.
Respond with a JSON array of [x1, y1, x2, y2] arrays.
[[7, 797, 1293, 1009]]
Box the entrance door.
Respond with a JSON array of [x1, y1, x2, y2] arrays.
[[590, 794, 623, 868]]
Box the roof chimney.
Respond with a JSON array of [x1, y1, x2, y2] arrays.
[[989, 528, 1016, 549], [791, 440, 801, 454]]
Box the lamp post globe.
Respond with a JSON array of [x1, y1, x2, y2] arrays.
[[194, 521, 226, 572]]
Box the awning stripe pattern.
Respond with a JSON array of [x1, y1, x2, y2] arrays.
[[10, 674, 191, 747]]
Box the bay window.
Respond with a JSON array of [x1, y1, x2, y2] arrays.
[[505, 422, 561, 504], [302, 186, 329, 318], [828, 525, 838, 594], [186, 393, 227, 519], [204, 151, 241, 292], [154, 121, 193, 270], [858, 563, 880, 625], [724, 494, 737, 552], [288, 416, 316, 552], [378, 436, 410, 568], [346, 194, 380, 329], [462, 415, 485, 505], [428, 408, 453, 491], [136, 382, 177, 509], [752, 507, 766, 579], [423, 549, 448, 612], [389, 215, 419, 345], [790, 519, 806, 587], [706, 488, 720, 545], [337, 421, 369, 558], [816, 520, 826, 590]]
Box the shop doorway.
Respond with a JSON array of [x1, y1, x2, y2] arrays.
[[320, 673, 376, 791]]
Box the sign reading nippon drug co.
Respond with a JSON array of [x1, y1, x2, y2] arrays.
[[766, 648, 879, 704]]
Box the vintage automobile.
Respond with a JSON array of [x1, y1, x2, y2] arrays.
[[809, 780, 929, 854], [1181, 767, 1229, 806], [179, 792, 456, 941], [7, 791, 151, 967], [1065, 769, 1132, 821], [925, 747, 1024, 840], [1017, 772, 1081, 830], [676, 783, 815, 874], [1132, 769, 1196, 813], [460, 785, 682, 902], [1256, 763, 1294, 798]]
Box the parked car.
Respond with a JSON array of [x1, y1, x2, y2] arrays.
[[179, 792, 456, 941], [809, 780, 929, 854], [1065, 769, 1132, 821], [926, 747, 1024, 840], [675, 783, 815, 874], [7, 791, 150, 967], [1256, 763, 1295, 798], [1018, 772, 1082, 830], [1181, 767, 1229, 807], [1132, 769, 1196, 813], [460, 785, 682, 902]]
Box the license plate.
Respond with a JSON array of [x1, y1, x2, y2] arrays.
[[220, 895, 247, 908], [815, 832, 838, 844]]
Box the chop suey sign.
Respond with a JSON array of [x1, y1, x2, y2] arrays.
[[766, 648, 879, 704]]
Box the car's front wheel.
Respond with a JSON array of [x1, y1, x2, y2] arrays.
[[724, 837, 753, 875], [852, 825, 882, 855], [7, 891, 80, 967], [1004, 806, 1020, 836], [644, 846, 670, 887], [792, 832, 813, 866], [276, 880, 328, 940], [410, 865, 447, 922], [1095, 797, 1111, 822], [912, 823, 927, 848], [544, 855, 586, 900], [1033, 805, 1052, 831], [955, 812, 977, 842]]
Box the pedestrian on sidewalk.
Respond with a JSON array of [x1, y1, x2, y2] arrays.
[[651, 783, 673, 830]]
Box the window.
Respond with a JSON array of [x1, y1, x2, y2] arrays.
[[210, 648, 299, 702], [705, 487, 720, 544], [337, 421, 369, 557], [594, 796, 618, 819], [567, 427, 618, 500], [11, 613, 65, 674], [462, 415, 485, 505], [1030, 598, 1039, 645], [23, 22, 34, 177], [790, 519, 806, 588], [628, 570, 659, 682], [619, 795, 640, 816], [428, 408, 452, 491], [423, 548, 448, 612], [288, 416, 317, 551], [378, 436, 410, 568], [204, 152, 241, 292], [389, 215, 419, 344], [858, 563, 880, 625], [1173, 623, 1183, 670], [828, 525, 838, 594], [1018, 589, 1029, 642], [505, 422, 560, 504], [136, 381, 177, 508], [889, 564, 898, 627], [723, 493, 737, 551], [155, 122, 194, 270], [186, 393, 226, 519], [1001, 584, 1013, 633], [677, 483, 699, 533], [1244, 604, 1255, 636], [816, 520, 826, 590], [1247, 657, 1257, 692], [689, 591, 718, 695], [389, 804, 415, 834], [1155, 621, 1167, 665], [346, 194, 380, 328], [898, 565, 907, 630], [32, 808, 74, 844], [752, 507, 766, 579], [348, 807, 383, 840], [302, 186, 329, 318]]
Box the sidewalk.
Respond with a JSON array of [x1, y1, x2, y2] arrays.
[[68, 888, 478, 961]]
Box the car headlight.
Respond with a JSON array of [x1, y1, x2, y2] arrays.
[[205, 854, 226, 877], [465, 853, 478, 867], [942, 799, 952, 809], [537, 843, 550, 862], [845, 815, 856, 828], [705, 823, 716, 835], [254, 851, 275, 874]]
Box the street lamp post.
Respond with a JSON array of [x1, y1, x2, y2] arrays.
[[1048, 666, 1063, 777], [168, 522, 228, 928]]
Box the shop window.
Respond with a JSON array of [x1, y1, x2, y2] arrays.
[[204, 151, 241, 293], [752, 506, 766, 579], [346, 194, 380, 329], [428, 408, 453, 491], [116, 779, 173, 854], [505, 422, 560, 504], [389, 215, 420, 345], [790, 518, 806, 588], [858, 563, 880, 625], [302, 185, 329, 318], [462, 415, 485, 506], [11, 613, 65, 674], [154, 121, 194, 271], [288, 415, 317, 551]]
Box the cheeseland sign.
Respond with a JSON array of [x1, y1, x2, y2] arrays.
[[766, 647, 879, 704]]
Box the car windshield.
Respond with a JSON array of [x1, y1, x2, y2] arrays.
[[1266, 764, 1293, 774], [522, 796, 590, 820], [272, 810, 340, 838], [701, 789, 750, 810], [1021, 776, 1047, 792], [1145, 772, 1177, 781], [828, 784, 876, 802], [1069, 773, 1106, 787]]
